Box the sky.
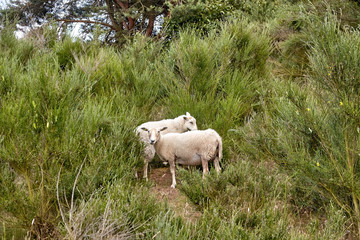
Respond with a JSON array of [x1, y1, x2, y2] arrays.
[[0, 0, 9, 9], [0, 0, 82, 39]]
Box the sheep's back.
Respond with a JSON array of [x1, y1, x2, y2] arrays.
[[163, 129, 219, 151]]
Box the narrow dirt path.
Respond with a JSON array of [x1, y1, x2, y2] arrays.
[[149, 167, 202, 223]]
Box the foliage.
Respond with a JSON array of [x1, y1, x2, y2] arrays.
[[237, 8, 360, 237], [159, 20, 270, 147], [1, 0, 170, 41], [0, 27, 145, 238], [2, 0, 360, 239], [164, 0, 235, 34]]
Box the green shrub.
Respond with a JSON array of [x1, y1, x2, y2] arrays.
[[164, 0, 234, 35], [1, 4, 358, 238], [54, 37, 85, 69], [0, 31, 143, 238], [305, 12, 360, 235], [159, 20, 271, 162], [237, 10, 360, 236]]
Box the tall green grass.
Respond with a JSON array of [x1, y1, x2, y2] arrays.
[[0, 28, 146, 238], [306, 11, 360, 235], [1, 4, 357, 238], [238, 9, 360, 237], [156, 21, 270, 161]]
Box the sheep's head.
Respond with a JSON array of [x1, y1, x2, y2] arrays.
[[183, 112, 197, 131], [141, 127, 167, 145]]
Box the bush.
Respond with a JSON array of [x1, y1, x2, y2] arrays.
[[0, 29, 144, 238], [159, 20, 271, 160], [164, 0, 235, 35], [1, 4, 357, 238], [238, 10, 360, 236]]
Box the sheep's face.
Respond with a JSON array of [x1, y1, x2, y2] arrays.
[[183, 112, 197, 131], [141, 127, 167, 145]]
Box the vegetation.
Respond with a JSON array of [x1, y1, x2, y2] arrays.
[[2, 0, 173, 40], [1, 0, 360, 239]]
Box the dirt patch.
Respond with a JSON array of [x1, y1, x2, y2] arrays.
[[149, 167, 202, 223]]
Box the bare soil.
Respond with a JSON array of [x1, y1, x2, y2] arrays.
[[149, 167, 202, 223]]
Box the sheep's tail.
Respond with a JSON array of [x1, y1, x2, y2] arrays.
[[214, 131, 223, 161]]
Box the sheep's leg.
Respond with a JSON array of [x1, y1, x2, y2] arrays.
[[169, 160, 177, 188], [143, 159, 149, 181], [214, 157, 221, 173], [201, 157, 209, 179], [143, 145, 155, 181]]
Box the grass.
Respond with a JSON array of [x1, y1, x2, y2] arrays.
[[1, 0, 360, 238]]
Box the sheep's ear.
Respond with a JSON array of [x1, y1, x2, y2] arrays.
[[183, 116, 188, 120], [186, 112, 190, 116], [159, 127, 168, 132], [141, 127, 148, 132]]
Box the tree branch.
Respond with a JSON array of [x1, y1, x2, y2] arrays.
[[123, 20, 129, 30], [113, 0, 134, 31], [105, 0, 122, 30], [114, 0, 128, 10], [128, 17, 134, 30], [55, 19, 118, 31], [146, 14, 155, 37]]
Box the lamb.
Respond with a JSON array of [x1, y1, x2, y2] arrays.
[[136, 112, 198, 180], [140, 127, 222, 188]]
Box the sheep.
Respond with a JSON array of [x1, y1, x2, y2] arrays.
[[140, 127, 222, 188], [136, 112, 198, 180]]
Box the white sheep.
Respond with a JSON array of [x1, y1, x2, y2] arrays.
[[140, 127, 222, 188], [136, 112, 198, 180]]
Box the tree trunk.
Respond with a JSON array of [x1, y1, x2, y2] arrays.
[[114, 0, 134, 32], [146, 14, 156, 37]]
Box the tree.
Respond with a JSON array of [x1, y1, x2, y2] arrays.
[[1, 0, 177, 41]]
